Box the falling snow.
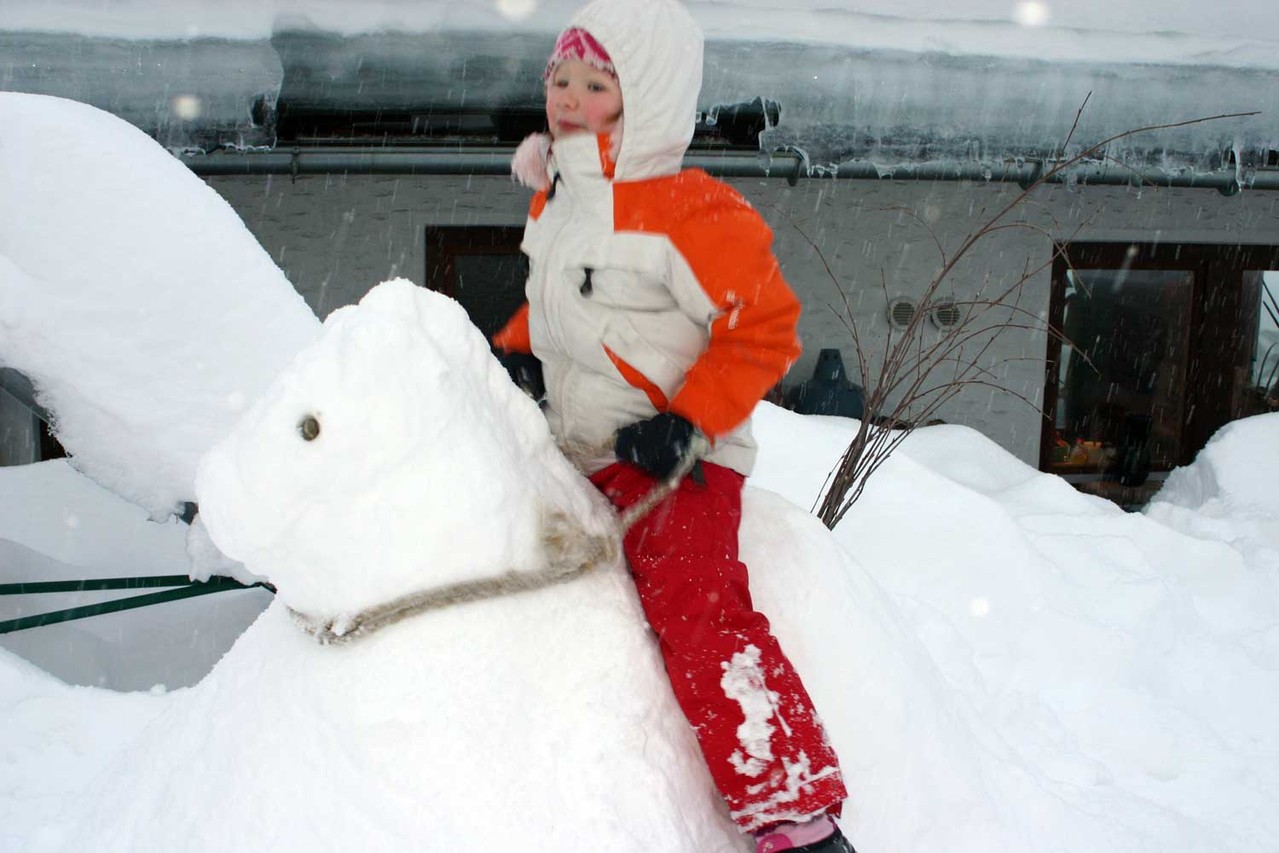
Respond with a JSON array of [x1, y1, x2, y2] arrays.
[[2, 35, 1279, 853]]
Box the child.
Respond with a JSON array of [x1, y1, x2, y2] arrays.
[[495, 2, 852, 850]]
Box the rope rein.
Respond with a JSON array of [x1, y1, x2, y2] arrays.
[[289, 437, 709, 645]]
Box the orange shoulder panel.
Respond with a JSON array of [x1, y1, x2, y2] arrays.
[[612, 171, 801, 438]]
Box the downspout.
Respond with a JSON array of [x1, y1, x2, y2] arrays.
[[180, 147, 1279, 193]]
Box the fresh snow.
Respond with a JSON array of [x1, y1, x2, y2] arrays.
[[4, 1, 1274, 171], [2, 93, 1279, 852]]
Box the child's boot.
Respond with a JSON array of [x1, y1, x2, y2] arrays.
[[754, 815, 856, 853]]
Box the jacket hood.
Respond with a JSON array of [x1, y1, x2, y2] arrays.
[[566, 0, 703, 182]]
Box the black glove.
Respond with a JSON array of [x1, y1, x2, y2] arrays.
[[496, 351, 545, 402], [614, 413, 698, 479]]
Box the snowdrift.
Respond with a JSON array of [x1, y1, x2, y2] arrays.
[[0, 93, 319, 518]]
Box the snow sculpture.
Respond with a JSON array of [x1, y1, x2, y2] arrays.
[[61, 280, 748, 850]]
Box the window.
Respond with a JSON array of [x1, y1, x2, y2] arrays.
[[1042, 242, 1279, 506], [424, 226, 527, 341], [1243, 269, 1279, 416], [0, 369, 65, 466]]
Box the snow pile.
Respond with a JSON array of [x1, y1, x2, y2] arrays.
[[0, 649, 170, 852], [755, 410, 1279, 852], [1143, 412, 1279, 557], [0, 93, 319, 518], [1148, 412, 1279, 516]]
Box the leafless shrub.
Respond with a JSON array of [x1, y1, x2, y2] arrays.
[[784, 99, 1258, 529]]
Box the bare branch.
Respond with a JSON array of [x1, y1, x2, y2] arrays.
[[800, 103, 1253, 528], [1060, 91, 1092, 156]]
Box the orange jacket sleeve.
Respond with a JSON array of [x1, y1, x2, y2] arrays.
[[663, 191, 802, 438], [492, 302, 532, 354], [492, 189, 550, 355]]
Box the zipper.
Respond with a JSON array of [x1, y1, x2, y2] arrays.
[[532, 171, 577, 359]]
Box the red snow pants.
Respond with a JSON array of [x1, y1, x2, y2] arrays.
[[589, 460, 847, 831]]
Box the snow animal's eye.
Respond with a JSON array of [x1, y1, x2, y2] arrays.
[[298, 415, 321, 441]]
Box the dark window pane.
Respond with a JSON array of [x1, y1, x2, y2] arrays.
[[1242, 270, 1279, 417], [453, 254, 529, 340], [1052, 269, 1193, 480]]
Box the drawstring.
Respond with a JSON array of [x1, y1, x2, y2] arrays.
[[547, 173, 562, 201]]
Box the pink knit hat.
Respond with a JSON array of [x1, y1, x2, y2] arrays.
[[543, 27, 616, 82]]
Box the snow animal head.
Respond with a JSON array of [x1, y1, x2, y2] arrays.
[[195, 279, 616, 618]]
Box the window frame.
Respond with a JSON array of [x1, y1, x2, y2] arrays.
[[1042, 241, 1279, 480]]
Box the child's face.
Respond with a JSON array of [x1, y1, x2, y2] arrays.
[[545, 59, 622, 141]]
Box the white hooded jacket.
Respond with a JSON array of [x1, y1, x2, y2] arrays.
[[496, 0, 803, 476]]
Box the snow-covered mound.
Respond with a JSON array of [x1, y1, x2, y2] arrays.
[[755, 409, 1279, 852], [0, 647, 171, 852], [1141, 412, 1279, 562], [0, 93, 319, 518], [1147, 412, 1279, 517]]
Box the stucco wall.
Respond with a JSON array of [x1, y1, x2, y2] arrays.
[[206, 172, 1279, 465]]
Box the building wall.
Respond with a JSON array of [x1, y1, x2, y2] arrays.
[[207, 172, 1279, 465], [0, 387, 38, 467]]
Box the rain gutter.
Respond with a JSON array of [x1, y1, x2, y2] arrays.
[[181, 147, 1279, 194]]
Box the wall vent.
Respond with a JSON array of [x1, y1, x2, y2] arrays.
[[886, 296, 917, 329], [929, 299, 962, 329]]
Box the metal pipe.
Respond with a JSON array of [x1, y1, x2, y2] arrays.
[[180, 147, 1279, 191]]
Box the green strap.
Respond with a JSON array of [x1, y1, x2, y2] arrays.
[[0, 575, 200, 595], [0, 577, 272, 634]]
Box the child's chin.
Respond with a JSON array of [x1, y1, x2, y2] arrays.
[[553, 125, 589, 140]]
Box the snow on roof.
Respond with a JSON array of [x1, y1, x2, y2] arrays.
[[6, 0, 1277, 67], [2, 1, 1277, 168]]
